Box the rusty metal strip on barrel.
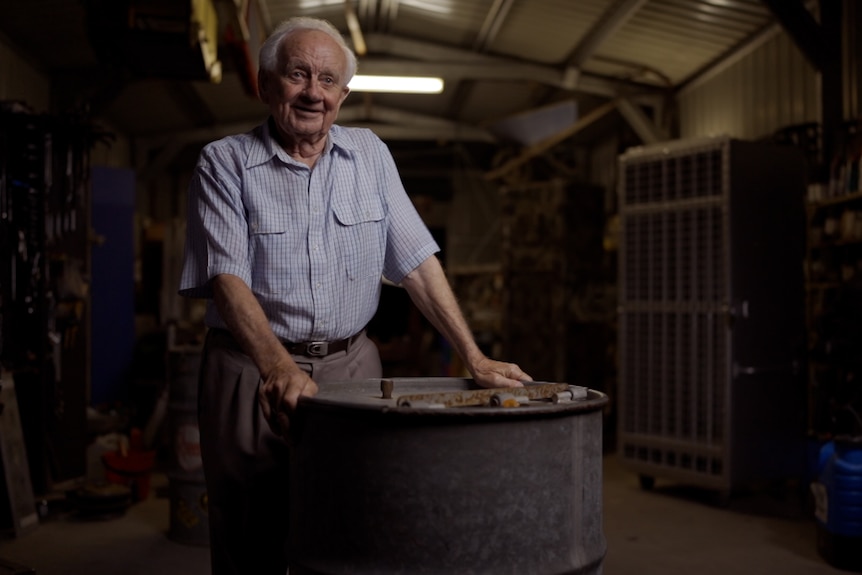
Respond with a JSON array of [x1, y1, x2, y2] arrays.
[[393, 382, 571, 408]]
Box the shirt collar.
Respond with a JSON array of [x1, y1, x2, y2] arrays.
[[245, 118, 358, 169]]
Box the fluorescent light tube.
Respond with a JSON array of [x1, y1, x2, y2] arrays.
[[348, 75, 444, 94]]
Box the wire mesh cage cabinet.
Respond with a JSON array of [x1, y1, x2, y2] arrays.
[[617, 136, 808, 498]]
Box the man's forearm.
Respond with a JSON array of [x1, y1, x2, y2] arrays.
[[212, 273, 298, 377], [400, 256, 485, 372]]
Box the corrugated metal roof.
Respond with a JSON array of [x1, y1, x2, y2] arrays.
[[492, 0, 608, 64], [0, 0, 787, 143], [594, 0, 774, 84], [266, 1, 346, 27], [389, 0, 495, 47]]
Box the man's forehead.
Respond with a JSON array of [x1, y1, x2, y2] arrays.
[[280, 30, 345, 65]]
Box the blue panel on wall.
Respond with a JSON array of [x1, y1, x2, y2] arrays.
[[91, 166, 136, 406]]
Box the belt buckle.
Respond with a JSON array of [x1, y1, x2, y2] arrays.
[[306, 342, 329, 357]]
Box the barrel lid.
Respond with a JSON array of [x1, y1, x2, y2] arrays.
[[298, 377, 607, 417]]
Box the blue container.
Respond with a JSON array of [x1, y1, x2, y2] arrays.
[[812, 436, 862, 571]]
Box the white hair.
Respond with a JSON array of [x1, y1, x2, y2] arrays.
[[258, 16, 357, 83]]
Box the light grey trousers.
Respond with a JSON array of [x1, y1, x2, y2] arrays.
[[198, 328, 382, 575]]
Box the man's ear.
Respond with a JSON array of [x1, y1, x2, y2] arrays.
[[339, 86, 350, 106]]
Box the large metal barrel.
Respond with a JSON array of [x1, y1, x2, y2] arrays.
[[289, 377, 608, 575], [167, 348, 209, 546]]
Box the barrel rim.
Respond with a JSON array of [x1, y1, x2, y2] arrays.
[[297, 377, 608, 418]]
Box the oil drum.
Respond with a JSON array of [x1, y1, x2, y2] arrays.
[[289, 377, 608, 575]]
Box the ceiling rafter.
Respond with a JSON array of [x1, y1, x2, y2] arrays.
[[345, 0, 367, 56], [338, 104, 494, 141], [446, 0, 516, 123], [484, 99, 619, 181], [0, 0, 786, 147], [617, 97, 668, 144], [518, 0, 661, 134], [361, 34, 663, 97], [473, 0, 516, 52], [565, 0, 650, 69], [378, 0, 399, 33], [357, 0, 377, 31], [759, 0, 831, 72]]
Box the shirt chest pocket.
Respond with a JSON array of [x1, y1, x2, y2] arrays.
[[332, 197, 386, 281], [247, 209, 301, 295]]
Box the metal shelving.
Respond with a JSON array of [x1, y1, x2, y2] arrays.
[[805, 191, 862, 436]]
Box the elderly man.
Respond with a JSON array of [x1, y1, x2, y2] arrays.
[[179, 15, 530, 575]]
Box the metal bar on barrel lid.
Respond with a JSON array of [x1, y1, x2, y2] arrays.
[[392, 381, 574, 408]]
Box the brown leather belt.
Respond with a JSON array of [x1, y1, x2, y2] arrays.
[[208, 328, 363, 358], [283, 332, 363, 357]]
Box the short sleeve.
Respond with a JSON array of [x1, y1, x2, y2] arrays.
[[178, 145, 254, 298]]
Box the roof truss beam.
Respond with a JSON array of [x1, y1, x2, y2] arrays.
[[565, 0, 649, 68], [760, 0, 842, 167], [617, 97, 668, 144], [362, 34, 665, 97], [759, 0, 830, 71], [484, 99, 619, 181], [473, 0, 516, 52]]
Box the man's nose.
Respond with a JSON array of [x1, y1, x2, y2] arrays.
[[302, 78, 323, 99]]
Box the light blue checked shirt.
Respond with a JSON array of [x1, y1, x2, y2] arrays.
[[179, 119, 440, 343]]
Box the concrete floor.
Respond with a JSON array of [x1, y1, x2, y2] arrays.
[[0, 454, 853, 575]]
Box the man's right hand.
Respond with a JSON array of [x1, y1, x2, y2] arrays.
[[212, 274, 320, 438], [258, 364, 319, 438]]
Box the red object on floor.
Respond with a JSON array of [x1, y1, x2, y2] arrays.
[[102, 449, 156, 501]]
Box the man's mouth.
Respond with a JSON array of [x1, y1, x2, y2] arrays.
[[294, 106, 323, 115]]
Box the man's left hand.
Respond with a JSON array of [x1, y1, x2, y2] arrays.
[[470, 357, 532, 389]]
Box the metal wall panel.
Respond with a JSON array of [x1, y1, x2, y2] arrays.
[[678, 28, 819, 140]]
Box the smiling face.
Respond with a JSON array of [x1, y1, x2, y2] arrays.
[[259, 29, 350, 152]]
